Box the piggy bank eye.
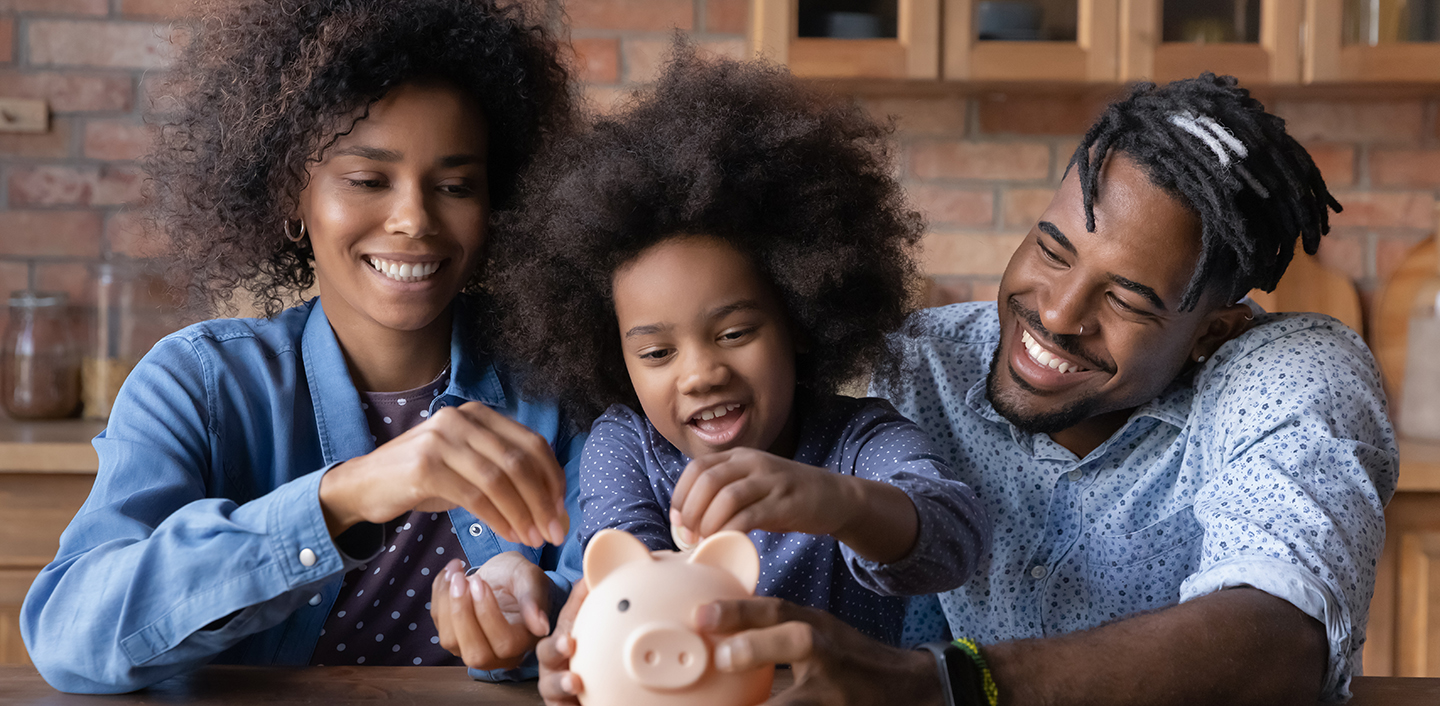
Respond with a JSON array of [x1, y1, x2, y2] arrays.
[[618, 599, 630, 612]]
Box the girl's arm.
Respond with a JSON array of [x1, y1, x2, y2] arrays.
[[21, 336, 372, 694], [575, 407, 674, 553]]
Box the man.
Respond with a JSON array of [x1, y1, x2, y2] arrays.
[[540, 74, 1397, 705]]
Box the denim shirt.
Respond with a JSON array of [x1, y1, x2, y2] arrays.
[[876, 302, 1397, 701], [20, 298, 585, 693]]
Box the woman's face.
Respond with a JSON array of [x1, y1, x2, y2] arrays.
[[611, 235, 799, 461], [296, 80, 489, 335]]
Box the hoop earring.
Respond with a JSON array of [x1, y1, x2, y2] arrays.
[[284, 219, 307, 243]]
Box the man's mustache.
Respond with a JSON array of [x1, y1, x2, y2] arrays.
[[1006, 296, 1116, 375]]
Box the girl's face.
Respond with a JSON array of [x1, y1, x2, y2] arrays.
[[296, 80, 489, 336], [612, 236, 799, 461]]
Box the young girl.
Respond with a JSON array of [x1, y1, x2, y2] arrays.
[[490, 46, 990, 651], [22, 0, 581, 692]]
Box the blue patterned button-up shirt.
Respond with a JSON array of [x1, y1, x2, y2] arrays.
[[875, 302, 1397, 701]]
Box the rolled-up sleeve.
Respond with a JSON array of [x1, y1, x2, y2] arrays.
[[1179, 322, 1396, 702]]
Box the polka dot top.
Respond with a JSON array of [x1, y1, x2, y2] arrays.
[[875, 302, 1397, 701], [311, 370, 462, 667], [577, 391, 990, 647]]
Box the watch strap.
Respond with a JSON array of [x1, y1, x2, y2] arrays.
[[917, 641, 986, 706]]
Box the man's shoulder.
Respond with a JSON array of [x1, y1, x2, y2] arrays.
[[1205, 312, 1376, 385], [906, 301, 1001, 344]]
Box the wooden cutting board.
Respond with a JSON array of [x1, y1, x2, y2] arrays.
[[1373, 238, 1439, 409]]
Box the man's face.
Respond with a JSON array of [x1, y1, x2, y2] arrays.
[[988, 153, 1228, 439]]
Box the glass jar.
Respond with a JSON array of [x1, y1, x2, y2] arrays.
[[82, 261, 149, 420], [2, 291, 80, 419]]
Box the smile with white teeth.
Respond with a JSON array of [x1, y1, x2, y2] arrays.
[[367, 256, 442, 283], [694, 403, 741, 422], [1020, 329, 1088, 374]]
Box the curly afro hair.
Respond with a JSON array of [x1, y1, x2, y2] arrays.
[[489, 43, 925, 424], [145, 0, 575, 317]]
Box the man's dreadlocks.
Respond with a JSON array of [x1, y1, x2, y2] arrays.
[[1072, 73, 1342, 311]]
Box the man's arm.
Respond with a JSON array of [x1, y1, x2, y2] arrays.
[[707, 587, 1326, 706]]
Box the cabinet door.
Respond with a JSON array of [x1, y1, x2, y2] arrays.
[[1306, 0, 1440, 81], [1119, 0, 1302, 84], [751, 0, 942, 78], [1365, 492, 1440, 677], [942, 0, 1120, 81]]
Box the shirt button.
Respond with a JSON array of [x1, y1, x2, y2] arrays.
[[1030, 565, 1048, 579], [468, 523, 484, 537], [1067, 470, 1083, 482], [309, 593, 322, 606], [298, 548, 317, 567]]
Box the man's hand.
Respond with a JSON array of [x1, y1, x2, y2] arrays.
[[319, 401, 568, 547], [431, 553, 553, 671], [537, 577, 589, 706], [669, 447, 919, 563], [698, 596, 944, 706]]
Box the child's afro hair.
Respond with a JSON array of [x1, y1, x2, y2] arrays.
[[145, 0, 575, 317], [489, 42, 925, 424]]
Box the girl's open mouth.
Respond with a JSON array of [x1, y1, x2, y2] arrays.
[[687, 402, 746, 446]]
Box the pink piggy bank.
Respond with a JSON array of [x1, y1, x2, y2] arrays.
[[569, 529, 775, 706]]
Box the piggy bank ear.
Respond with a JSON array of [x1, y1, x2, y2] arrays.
[[583, 529, 655, 586], [688, 530, 760, 593]]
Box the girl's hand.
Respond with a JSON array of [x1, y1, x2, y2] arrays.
[[668, 448, 851, 542], [431, 554, 552, 671], [537, 577, 589, 706], [318, 401, 568, 547]]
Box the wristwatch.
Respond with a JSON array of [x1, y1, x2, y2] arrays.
[[917, 641, 987, 706]]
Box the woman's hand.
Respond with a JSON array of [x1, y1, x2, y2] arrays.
[[537, 576, 589, 706], [431, 554, 553, 671], [319, 401, 568, 547], [668, 447, 917, 563], [698, 596, 944, 706]]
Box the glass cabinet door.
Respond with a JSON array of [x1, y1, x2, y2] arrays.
[[751, 0, 942, 78], [1120, 0, 1302, 84], [1306, 0, 1440, 81], [942, 0, 1120, 80]]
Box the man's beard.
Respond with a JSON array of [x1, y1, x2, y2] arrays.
[[985, 341, 1101, 434]]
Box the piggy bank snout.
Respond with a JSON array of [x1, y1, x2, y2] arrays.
[[622, 621, 710, 690]]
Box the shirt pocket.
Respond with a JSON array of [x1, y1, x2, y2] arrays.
[[1083, 508, 1205, 570], [1074, 508, 1205, 621]]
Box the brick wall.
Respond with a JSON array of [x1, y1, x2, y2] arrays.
[[0, 0, 1434, 341]]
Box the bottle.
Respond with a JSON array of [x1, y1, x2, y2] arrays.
[[82, 261, 151, 420], [2, 291, 80, 419]]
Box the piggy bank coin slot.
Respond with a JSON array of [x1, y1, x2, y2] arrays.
[[623, 621, 709, 690]]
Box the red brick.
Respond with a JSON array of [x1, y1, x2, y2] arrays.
[[1311, 232, 1366, 282], [705, 0, 747, 33], [976, 92, 1110, 136], [907, 184, 994, 228], [861, 97, 967, 137], [34, 261, 92, 305], [1375, 232, 1433, 282], [0, 71, 132, 112], [1002, 187, 1055, 229], [911, 141, 1050, 181], [84, 119, 152, 160], [0, 18, 13, 63], [11, 165, 145, 206], [1305, 143, 1354, 188], [622, 37, 744, 84], [569, 38, 620, 84], [0, 211, 102, 256], [28, 20, 183, 69], [120, 0, 198, 18], [923, 276, 972, 308], [581, 84, 633, 116], [1370, 148, 1440, 188], [106, 209, 167, 257], [921, 232, 1025, 276], [1273, 100, 1425, 144], [0, 0, 107, 14], [0, 117, 73, 158], [1329, 191, 1436, 229], [569, 0, 694, 31]]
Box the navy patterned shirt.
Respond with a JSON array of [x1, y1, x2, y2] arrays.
[[876, 302, 1397, 700], [577, 393, 991, 646]]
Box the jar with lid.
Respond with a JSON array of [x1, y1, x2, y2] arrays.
[[2, 290, 80, 419], [83, 260, 166, 420]]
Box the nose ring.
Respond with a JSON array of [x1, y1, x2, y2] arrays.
[[1079, 324, 1084, 335]]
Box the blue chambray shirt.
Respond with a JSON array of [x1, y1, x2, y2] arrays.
[[874, 302, 1397, 701], [20, 298, 585, 693]]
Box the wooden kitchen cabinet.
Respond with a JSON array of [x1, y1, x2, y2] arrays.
[[1364, 443, 1440, 678], [0, 420, 102, 666], [1118, 0, 1302, 84], [941, 0, 1120, 81], [751, 0, 943, 78], [1305, 0, 1440, 82]]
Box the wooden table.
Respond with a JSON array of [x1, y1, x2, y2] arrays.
[[2, 665, 1438, 705]]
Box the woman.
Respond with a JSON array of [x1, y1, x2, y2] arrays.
[[22, 0, 581, 692]]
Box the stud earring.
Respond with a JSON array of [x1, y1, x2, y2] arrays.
[[284, 219, 307, 243], [1197, 355, 1207, 363]]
